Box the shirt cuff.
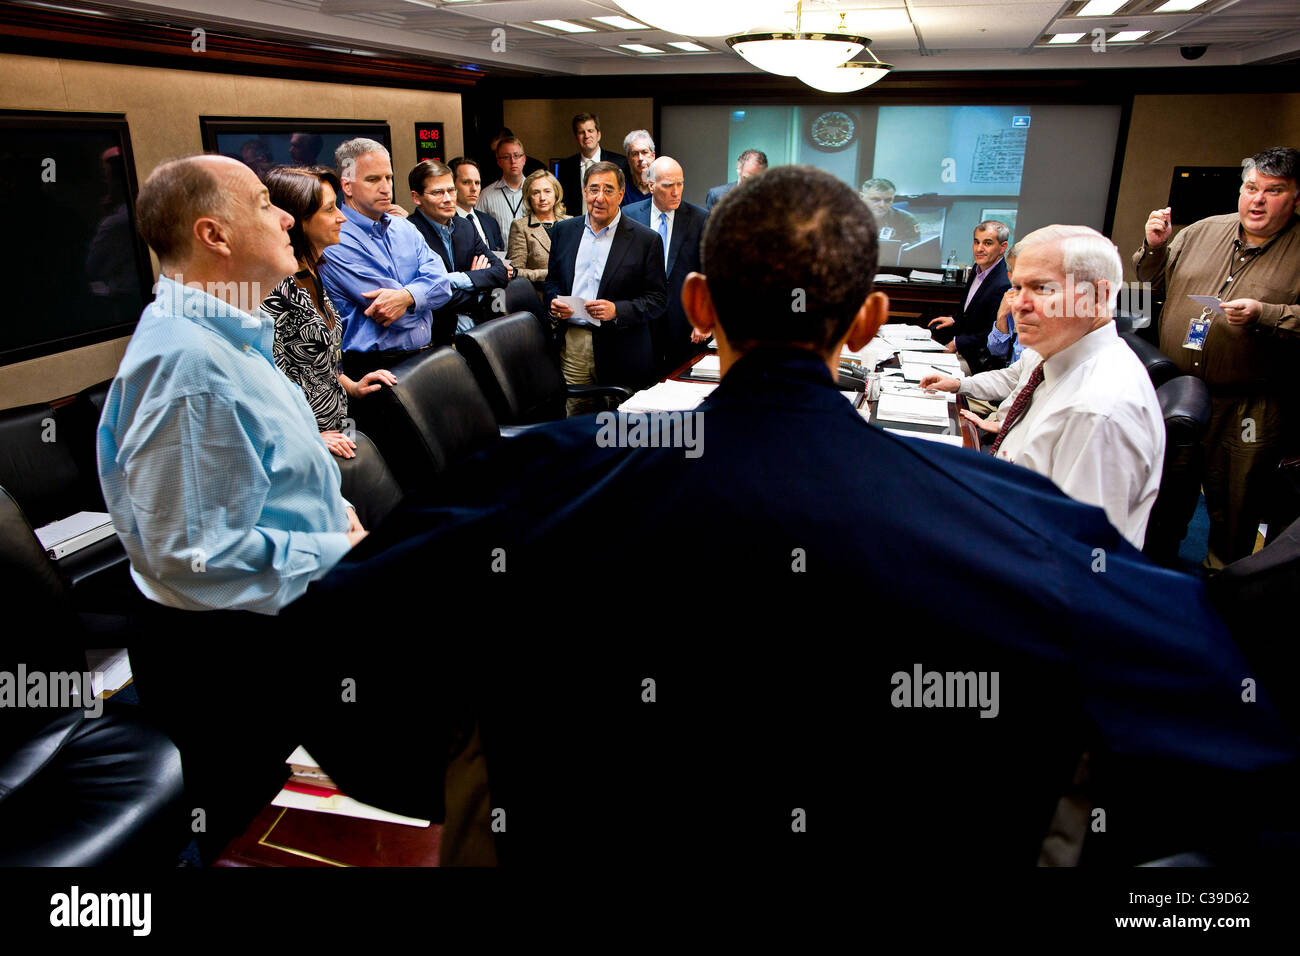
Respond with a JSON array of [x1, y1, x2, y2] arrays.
[[313, 532, 355, 580], [449, 272, 474, 290]]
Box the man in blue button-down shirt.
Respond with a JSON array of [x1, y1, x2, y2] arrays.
[[319, 138, 453, 380], [98, 155, 366, 615]]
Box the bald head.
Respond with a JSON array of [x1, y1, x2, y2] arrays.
[[648, 156, 684, 214], [136, 154, 241, 269]]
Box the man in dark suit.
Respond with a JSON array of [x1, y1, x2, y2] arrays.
[[927, 220, 1012, 373], [544, 160, 666, 412], [307, 164, 1299, 869], [624, 156, 707, 375], [704, 148, 767, 213], [447, 155, 509, 254], [408, 159, 508, 344], [556, 112, 629, 219]]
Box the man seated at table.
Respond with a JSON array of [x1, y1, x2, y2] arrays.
[[315, 168, 1297, 867], [919, 225, 1165, 549]]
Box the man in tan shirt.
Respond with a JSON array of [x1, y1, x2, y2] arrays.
[[1134, 146, 1300, 568]]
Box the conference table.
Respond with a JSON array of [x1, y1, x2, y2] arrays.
[[663, 330, 981, 451]]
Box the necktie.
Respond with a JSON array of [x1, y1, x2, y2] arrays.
[[657, 212, 669, 269], [466, 211, 485, 244], [581, 159, 592, 212], [989, 362, 1045, 456]]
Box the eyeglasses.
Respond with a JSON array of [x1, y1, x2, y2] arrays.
[[422, 187, 456, 199], [584, 184, 620, 198], [498, 153, 525, 162]]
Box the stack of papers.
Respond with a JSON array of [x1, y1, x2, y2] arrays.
[[618, 379, 716, 412], [880, 379, 956, 403], [908, 269, 945, 282], [874, 393, 951, 427], [687, 354, 721, 381], [873, 273, 907, 283], [885, 428, 965, 447], [878, 324, 932, 343]]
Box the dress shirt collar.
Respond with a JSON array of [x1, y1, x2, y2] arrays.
[[341, 201, 391, 236], [154, 275, 273, 359], [975, 255, 1003, 278], [584, 209, 621, 238], [417, 207, 455, 240], [1238, 215, 1297, 253], [1041, 320, 1119, 385], [456, 205, 473, 217], [652, 204, 675, 226]]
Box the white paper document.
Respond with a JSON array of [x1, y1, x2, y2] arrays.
[[618, 379, 716, 413], [875, 393, 952, 426], [873, 273, 907, 283], [902, 362, 965, 383], [881, 379, 956, 403], [34, 512, 116, 559], [900, 350, 959, 368], [908, 270, 945, 282], [271, 788, 432, 828], [556, 295, 600, 328], [689, 355, 721, 380], [894, 338, 946, 352], [878, 324, 932, 342], [884, 428, 965, 447], [1187, 294, 1226, 316]]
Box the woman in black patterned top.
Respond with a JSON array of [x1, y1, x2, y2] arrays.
[[260, 165, 395, 458]]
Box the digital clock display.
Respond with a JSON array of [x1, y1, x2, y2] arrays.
[[414, 122, 445, 162]]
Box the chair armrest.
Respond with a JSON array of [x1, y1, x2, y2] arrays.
[[566, 384, 633, 402]]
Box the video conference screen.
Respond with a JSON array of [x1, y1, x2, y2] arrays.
[[663, 103, 1123, 269]]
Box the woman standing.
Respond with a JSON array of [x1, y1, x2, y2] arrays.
[[260, 165, 395, 458], [508, 169, 570, 291]]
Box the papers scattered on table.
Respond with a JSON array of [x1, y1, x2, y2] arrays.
[[875, 393, 951, 426], [873, 273, 907, 283], [884, 428, 966, 447], [902, 362, 965, 382], [865, 336, 898, 356], [1187, 294, 1226, 316], [34, 512, 116, 560], [881, 379, 956, 402], [619, 379, 716, 412], [895, 338, 946, 352], [878, 324, 932, 343], [900, 350, 959, 368], [555, 295, 600, 328], [908, 269, 945, 283]]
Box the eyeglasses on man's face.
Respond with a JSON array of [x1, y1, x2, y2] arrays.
[[584, 184, 620, 198], [423, 187, 457, 199], [498, 152, 525, 162]]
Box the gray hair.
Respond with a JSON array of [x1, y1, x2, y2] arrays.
[[975, 220, 1010, 244], [737, 149, 768, 170], [1241, 146, 1300, 183], [647, 156, 681, 184], [335, 138, 390, 181], [860, 177, 896, 194], [623, 129, 655, 154], [1011, 225, 1123, 313]]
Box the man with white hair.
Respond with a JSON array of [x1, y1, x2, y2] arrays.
[[319, 137, 452, 379], [921, 225, 1165, 548], [621, 129, 655, 208]]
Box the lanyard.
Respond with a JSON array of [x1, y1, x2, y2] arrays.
[[1213, 237, 1262, 299]]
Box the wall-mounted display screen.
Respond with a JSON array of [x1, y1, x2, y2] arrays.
[[199, 117, 393, 176], [663, 102, 1123, 269], [0, 110, 153, 366]]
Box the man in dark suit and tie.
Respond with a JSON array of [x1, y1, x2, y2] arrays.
[[624, 156, 707, 375], [447, 156, 509, 255], [407, 160, 509, 344], [927, 220, 1012, 374], [544, 161, 666, 413], [704, 148, 768, 213], [556, 112, 630, 219]]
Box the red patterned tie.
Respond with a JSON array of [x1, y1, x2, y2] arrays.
[[989, 362, 1045, 456]]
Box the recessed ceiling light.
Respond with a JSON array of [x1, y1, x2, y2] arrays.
[[620, 43, 664, 54], [593, 15, 650, 30], [533, 20, 596, 33], [1076, 0, 1126, 14], [667, 41, 710, 52], [1110, 29, 1149, 41], [1048, 32, 1086, 43], [1154, 0, 1208, 10]]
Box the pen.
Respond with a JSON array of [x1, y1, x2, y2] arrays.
[[930, 365, 958, 377]]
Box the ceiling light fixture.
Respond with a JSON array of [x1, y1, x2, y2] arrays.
[[1075, 0, 1127, 15], [613, 1, 787, 37], [619, 43, 664, 54], [1048, 32, 1086, 43], [593, 16, 650, 30], [533, 20, 596, 33], [1109, 29, 1149, 41], [1154, 0, 1208, 10], [667, 41, 710, 52], [727, 3, 869, 78]]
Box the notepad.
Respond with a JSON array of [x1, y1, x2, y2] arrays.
[[34, 512, 116, 559], [899, 350, 959, 367], [688, 355, 721, 380], [884, 428, 965, 447], [875, 393, 951, 426], [618, 379, 716, 412]]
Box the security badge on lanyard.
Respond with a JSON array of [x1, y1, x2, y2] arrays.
[[1183, 310, 1212, 351]]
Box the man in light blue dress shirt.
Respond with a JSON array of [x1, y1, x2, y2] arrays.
[[319, 138, 453, 380], [98, 154, 366, 616]]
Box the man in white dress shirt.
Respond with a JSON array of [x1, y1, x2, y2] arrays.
[[478, 136, 530, 242], [921, 225, 1165, 549]]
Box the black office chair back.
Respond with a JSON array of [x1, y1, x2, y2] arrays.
[[1142, 374, 1212, 565], [334, 430, 405, 530], [457, 312, 567, 425], [0, 401, 87, 530], [503, 276, 546, 324], [1120, 331, 1179, 389], [350, 347, 499, 492], [0, 483, 78, 629]]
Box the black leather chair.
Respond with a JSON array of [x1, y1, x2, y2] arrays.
[[346, 346, 499, 493], [503, 275, 546, 325], [1142, 375, 1212, 566], [456, 312, 633, 432], [1121, 331, 1179, 388], [335, 429, 404, 530]]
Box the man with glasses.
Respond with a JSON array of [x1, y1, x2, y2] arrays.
[[479, 135, 532, 241], [544, 161, 666, 414], [408, 160, 509, 342]]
